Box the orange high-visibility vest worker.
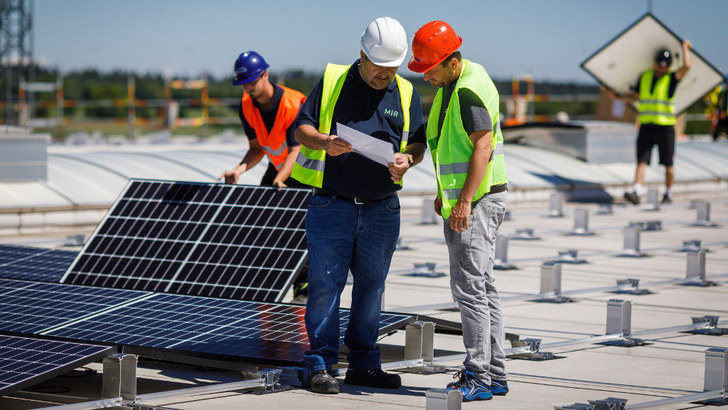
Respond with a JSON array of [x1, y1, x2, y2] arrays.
[[241, 86, 306, 170]]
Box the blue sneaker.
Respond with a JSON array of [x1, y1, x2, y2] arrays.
[[490, 379, 509, 396], [445, 370, 493, 401]]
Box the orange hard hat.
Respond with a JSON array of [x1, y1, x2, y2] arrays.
[[408, 21, 462, 73]]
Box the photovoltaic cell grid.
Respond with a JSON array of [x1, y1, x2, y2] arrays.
[[0, 334, 113, 396], [0, 279, 416, 365], [0, 244, 77, 283], [61, 179, 311, 303], [0, 278, 148, 335], [46, 293, 312, 364]]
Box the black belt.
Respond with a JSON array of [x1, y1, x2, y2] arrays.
[[312, 188, 394, 205], [488, 183, 508, 195], [472, 184, 508, 208]]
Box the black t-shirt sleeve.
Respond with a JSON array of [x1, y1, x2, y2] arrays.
[[286, 104, 303, 146], [408, 89, 427, 145], [238, 104, 256, 141], [667, 72, 679, 99], [295, 78, 324, 131], [458, 88, 492, 135]]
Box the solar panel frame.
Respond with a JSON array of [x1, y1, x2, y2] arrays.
[[0, 278, 151, 335], [0, 244, 77, 283], [0, 278, 415, 366], [0, 334, 113, 396], [61, 179, 311, 303], [580, 12, 724, 115], [42, 292, 415, 366]]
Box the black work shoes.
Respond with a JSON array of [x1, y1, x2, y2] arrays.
[[624, 191, 640, 205], [309, 369, 339, 394], [344, 368, 401, 389]]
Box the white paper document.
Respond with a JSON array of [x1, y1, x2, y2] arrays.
[[335, 122, 395, 167]]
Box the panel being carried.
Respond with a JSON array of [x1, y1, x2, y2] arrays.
[[0, 334, 113, 396], [61, 179, 311, 303], [581, 13, 723, 115], [0, 244, 76, 282]]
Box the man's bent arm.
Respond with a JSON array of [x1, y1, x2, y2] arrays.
[[448, 129, 492, 232]]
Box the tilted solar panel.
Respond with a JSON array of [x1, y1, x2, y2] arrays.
[[0, 244, 77, 282], [61, 179, 311, 302], [0, 278, 149, 335], [0, 334, 113, 396], [0, 279, 415, 366], [45, 293, 312, 364]]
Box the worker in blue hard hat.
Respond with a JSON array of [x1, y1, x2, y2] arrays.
[[610, 40, 692, 205], [219, 50, 310, 304], [219, 51, 308, 190]]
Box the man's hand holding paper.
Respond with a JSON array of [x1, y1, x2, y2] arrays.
[[336, 122, 395, 167]]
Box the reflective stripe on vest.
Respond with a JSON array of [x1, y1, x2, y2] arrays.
[[426, 59, 508, 219], [638, 70, 676, 126], [291, 63, 413, 188], [241, 85, 306, 170]]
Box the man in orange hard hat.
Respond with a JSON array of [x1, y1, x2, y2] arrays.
[[409, 21, 509, 402]]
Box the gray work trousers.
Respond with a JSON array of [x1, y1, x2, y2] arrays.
[[443, 191, 508, 384]]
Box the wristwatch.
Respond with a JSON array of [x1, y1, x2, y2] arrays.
[[405, 153, 414, 167]]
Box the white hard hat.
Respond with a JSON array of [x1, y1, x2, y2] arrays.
[[361, 17, 408, 67]]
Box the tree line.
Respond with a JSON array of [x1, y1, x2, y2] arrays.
[[1, 65, 599, 122]]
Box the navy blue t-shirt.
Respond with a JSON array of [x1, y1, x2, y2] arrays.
[[238, 82, 300, 147], [295, 60, 426, 200]]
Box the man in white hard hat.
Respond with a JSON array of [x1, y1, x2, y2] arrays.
[[292, 16, 427, 394]]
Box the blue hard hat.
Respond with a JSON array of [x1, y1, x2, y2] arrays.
[[232, 51, 269, 85]]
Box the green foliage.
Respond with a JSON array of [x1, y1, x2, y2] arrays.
[[684, 120, 712, 135], [4, 64, 712, 138]]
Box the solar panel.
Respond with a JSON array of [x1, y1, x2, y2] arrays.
[[0, 278, 149, 335], [581, 13, 724, 115], [61, 179, 311, 302], [0, 334, 113, 396], [43, 292, 415, 365], [0, 244, 76, 282], [0, 279, 415, 366]]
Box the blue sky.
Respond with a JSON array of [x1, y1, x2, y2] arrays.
[[34, 0, 728, 83]]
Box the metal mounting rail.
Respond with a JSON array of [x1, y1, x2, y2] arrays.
[[380, 358, 425, 371], [36, 398, 124, 410], [625, 390, 726, 409], [389, 273, 728, 313], [389, 301, 458, 313], [431, 319, 728, 365], [132, 378, 266, 403]]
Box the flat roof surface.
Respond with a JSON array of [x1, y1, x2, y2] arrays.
[[2, 136, 728, 210], [1, 193, 726, 409]]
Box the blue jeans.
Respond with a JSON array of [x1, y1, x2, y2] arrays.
[[443, 191, 508, 384], [303, 194, 400, 376]]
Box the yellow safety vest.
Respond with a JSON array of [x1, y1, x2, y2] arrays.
[[291, 63, 412, 187], [638, 70, 676, 126], [427, 59, 508, 219]]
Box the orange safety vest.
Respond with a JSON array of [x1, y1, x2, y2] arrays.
[[241, 86, 306, 171]]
